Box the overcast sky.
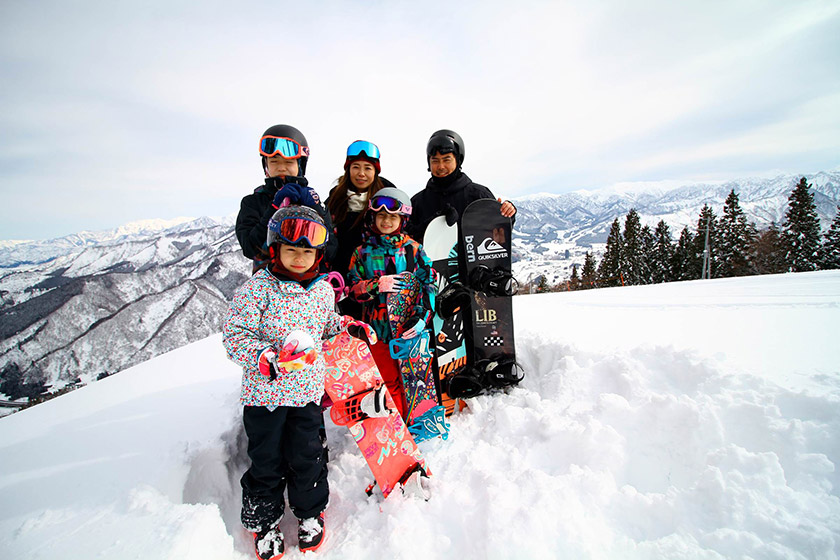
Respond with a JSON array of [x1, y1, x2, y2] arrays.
[[2, 0, 838, 241]]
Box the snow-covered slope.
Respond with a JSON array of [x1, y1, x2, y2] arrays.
[[1, 271, 837, 559]]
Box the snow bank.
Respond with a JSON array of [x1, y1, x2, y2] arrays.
[[1, 272, 838, 559]]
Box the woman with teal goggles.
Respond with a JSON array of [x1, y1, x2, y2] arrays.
[[345, 140, 381, 161], [325, 140, 400, 318]]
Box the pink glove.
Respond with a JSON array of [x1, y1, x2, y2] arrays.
[[275, 344, 318, 372], [274, 331, 318, 372], [378, 274, 406, 293]]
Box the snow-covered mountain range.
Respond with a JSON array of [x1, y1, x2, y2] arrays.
[[1, 172, 838, 400], [0, 216, 249, 401], [512, 171, 840, 285]]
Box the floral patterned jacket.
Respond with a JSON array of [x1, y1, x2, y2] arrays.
[[223, 269, 345, 409]]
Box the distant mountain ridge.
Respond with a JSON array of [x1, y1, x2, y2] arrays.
[[0, 216, 249, 401], [1, 172, 838, 399], [511, 171, 840, 285], [0, 215, 234, 268]]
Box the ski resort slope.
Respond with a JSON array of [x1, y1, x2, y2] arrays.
[[1, 271, 838, 559]]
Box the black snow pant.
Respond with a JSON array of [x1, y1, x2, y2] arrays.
[[240, 403, 329, 531]]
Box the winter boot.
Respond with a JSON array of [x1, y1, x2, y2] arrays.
[[298, 512, 325, 552], [253, 525, 285, 560]]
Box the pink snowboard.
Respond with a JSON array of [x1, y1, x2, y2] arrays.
[[322, 331, 429, 498]]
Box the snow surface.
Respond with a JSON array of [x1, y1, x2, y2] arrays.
[[1, 271, 839, 559]]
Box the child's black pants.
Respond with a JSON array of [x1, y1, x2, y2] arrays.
[[240, 403, 328, 529]]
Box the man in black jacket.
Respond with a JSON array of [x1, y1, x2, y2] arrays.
[[236, 124, 337, 270], [405, 129, 516, 243]]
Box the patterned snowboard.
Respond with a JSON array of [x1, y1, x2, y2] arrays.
[[322, 331, 429, 498], [386, 272, 437, 422], [423, 216, 469, 416]]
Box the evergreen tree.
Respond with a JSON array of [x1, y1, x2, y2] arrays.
[[639, 224, 655, 284], [671, 226, 695, 281], [818, 206, 840, 270], [783, 177, 822, 272], [536, 276, 549, 293], [568, 264, 581, 291], [753, 223, 787, 275], [598, 218, 623, 287], [692, 205, 718, 278], [621, 209, 645, 285], [580, 252, 597, 289], [718, 189, 757, 277], [651, 220, 675, 283], [0, 364, 49, 400]]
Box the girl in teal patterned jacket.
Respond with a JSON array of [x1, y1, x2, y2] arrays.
[[347, 187, 436, 419]]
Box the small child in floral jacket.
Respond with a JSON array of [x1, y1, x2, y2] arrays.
[[223, 204, 364, 558]]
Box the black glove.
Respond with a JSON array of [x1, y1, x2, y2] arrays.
[[444, 205, 458, 226], [343, 318, 378, 345]]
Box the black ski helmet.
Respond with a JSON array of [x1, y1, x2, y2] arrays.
[[260, 124, 309, 176], [426, 129, 465, 170]]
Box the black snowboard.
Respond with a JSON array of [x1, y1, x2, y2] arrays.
[[458, 199, 519, 390]]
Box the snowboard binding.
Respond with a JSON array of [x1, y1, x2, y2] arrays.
[[477, 353, 524, 389], [446, 367, 485, 398], [407, 405, 450, 442], [389, 330, 431, 360], [468, 265, 518, 297], [445, 353, 523, 398], [329, 385, 392, 426], [436, 281, 473, 318]]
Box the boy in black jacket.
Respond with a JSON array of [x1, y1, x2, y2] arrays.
[[236, 124, 338, 270]]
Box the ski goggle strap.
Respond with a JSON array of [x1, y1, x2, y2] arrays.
[[346, 140, 380, 159], [260, 136, 310, 159], [268, 216, 328, 248], [369, 195, 412, 216]]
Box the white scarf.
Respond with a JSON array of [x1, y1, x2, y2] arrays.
[[347, 190, 369, 213]]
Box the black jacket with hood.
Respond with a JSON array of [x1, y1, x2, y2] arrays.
[[405, 171, 498, 243]]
